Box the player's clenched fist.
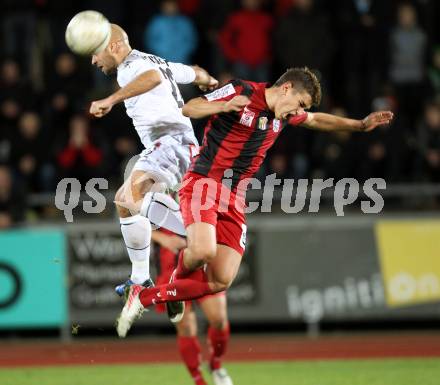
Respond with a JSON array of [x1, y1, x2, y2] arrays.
[[199, 76, 219, 92], [222, 95, 250, 113], [90, 98, 113, 117]]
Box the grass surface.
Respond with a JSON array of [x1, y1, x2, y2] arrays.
[[1, 359, 440, 385]]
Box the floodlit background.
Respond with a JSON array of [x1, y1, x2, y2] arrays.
[[1, 1, 440, 384]]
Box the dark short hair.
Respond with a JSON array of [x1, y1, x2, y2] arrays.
[[274, 67, 322, 107]]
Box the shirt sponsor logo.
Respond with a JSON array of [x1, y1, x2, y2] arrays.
[[273, 119, 281, 132], [240, 107, 255, 127], [258, 116, 268, 131], [205, 83, 236, 101]]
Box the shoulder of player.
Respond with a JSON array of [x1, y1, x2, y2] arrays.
[[118, 52, 139, 72], [119, 50, 163, 72], [203, 79, 261, 102], [230, 79, 259, 98]]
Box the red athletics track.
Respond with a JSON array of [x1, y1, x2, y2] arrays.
[[1, 333, 440, 367]]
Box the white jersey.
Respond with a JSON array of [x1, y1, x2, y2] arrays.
[[116, 49, 197, 148]]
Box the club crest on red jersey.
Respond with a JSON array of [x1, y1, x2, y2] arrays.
[[258, 116, 268, 130], [273, 119, 281, 132], [240, 107, 255, 127]]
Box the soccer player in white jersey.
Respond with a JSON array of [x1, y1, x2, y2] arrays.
[[89, 24, 218, 296]]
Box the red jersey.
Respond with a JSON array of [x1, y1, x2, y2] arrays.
[[189, 80, 308, 192]]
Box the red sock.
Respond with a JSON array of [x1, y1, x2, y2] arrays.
[[178, 336, 207, 385], [175, 250, 207, 282], [175, 250, 191, 279], [139, 278, 213, 307], [208, 323, 230, 370]]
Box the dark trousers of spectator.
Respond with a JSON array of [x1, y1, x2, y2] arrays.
[[2, 11, 36, 73]]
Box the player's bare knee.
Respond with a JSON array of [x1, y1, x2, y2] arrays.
[[115, 191, 131, 218], [176, 321, 194, 337], [209, 316, 227, 330], [116, 201, 131, 217], [189, 244, 216, 264]]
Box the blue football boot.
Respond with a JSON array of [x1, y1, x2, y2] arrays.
[[115, 278, 155, 300]]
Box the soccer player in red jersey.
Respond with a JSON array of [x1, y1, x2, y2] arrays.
[[116, 67, 394, 336], [152, 229, 233, 385]]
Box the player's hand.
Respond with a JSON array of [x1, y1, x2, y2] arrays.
[[199, 76, 219, 92], [161, 235, 187, 254], [361, 111, 394, 132], [90, 98, 113, 118], [223, 95, 250, 113]]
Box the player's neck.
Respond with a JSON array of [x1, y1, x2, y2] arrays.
[[116, 46, 132, 66], [264, 87, 278, 112]]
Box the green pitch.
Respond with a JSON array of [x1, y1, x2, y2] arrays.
[[1, 359, 440, 385]]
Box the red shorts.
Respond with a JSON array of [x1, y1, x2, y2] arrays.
[[179, 172, 247, 255]]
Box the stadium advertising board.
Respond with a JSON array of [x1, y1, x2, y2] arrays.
[[0, 230, 67, 328], [248, 216, 440, 324], [67, 217, 440, 326], [375, 220, 440, 307]]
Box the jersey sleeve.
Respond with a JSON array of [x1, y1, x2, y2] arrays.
[[288, 112, 308, 126], [202, 82, 238, 102], [167, 62, 196, 84]]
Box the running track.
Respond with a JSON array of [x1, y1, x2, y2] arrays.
[[1, 333, 440, 367]]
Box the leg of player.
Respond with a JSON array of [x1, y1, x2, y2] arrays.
[[116, 244, 242, 337], [170, 241, 242, 323], [114, 170, 156, 296], [175, 222, 218, 278], [199, 295, 233, 385], [165, 222, 218, 323], [206, 245, 242, 293], [116, 175, 186, 236], [140, 190, 186, 236], [176, 307, 208, 385]]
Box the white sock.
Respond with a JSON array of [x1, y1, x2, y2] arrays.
[[120, 214, 152, 284], [140, 192, 186, 236]]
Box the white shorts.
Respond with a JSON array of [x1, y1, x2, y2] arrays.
[[131, 133, 198, 190]]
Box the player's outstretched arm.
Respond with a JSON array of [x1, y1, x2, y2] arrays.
[[167, 62, 218, 91], [302, 111, 394, 132], [90, 69, 162, 117], [182, 95, 250, 119]]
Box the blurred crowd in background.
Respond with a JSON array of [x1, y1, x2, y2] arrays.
[[1, 0, 440, 227]]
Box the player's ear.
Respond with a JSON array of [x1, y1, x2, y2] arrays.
[[109, 41, 118, 54], [282, 82, 292, 95]]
